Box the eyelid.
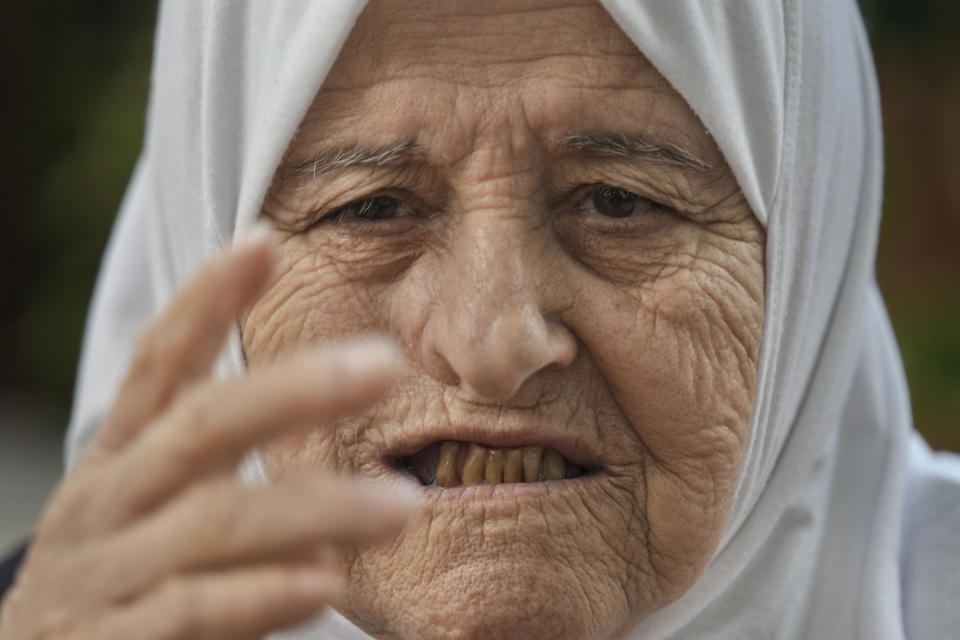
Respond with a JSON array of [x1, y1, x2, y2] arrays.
[[333, 194, 408, 221], [564, 183, 662, 214], [554, 165, 704, 214], [317, 189, 439, 227]]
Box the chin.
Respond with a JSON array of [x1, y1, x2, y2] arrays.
[[340, 549, 626, 640], [333, 479, 651, 640]]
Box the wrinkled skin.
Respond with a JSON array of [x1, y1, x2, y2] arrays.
[[243, 1, 765, 638]]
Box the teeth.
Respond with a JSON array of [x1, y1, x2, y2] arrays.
[[425, 441, 583, 488], [522, 446, 543, 483], [543, 448, 565, 480], [436, 441, 460, 488], [485, 448, 505, 484], [503, 448, 523, 483], [462, 443, 486, 486]]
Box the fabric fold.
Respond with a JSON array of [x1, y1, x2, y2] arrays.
[[66, 1, 960, 638]]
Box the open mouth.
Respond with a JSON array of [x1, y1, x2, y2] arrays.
[[391, 441, 592, 488]]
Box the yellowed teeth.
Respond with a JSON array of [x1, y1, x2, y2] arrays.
[[425, 441, 574, 487]]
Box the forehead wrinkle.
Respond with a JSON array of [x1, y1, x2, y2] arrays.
[[336, 1, 644, 91], [352, 1, 624, 57]]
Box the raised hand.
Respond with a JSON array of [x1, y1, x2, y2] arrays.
[[0, 225, 414, 640]]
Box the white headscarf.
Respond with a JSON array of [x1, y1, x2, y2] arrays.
[[66, 1, 960, 638]]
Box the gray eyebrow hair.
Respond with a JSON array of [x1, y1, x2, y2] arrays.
[[279, 138, 424, 180], [558, 132, 712, 171], [278, 131, 710, 182]]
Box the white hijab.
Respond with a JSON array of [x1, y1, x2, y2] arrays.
[[66, 1, 960, 638]]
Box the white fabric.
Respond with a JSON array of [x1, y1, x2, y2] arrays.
[[65, 1, 960, 638]]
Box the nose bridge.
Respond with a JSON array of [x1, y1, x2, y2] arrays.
[[426, 205, 575, 402], [448, 124, 547, 322], [455, 213, 532, 318]]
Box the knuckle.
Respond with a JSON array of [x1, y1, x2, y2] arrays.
[[34, 464, 111, 540], [157, 578, 205, 639], [186, 483, 246, 551], [129, 313, 197, 387], [163, 386, 220, 464], [210, 488, 245, 531], [159, 427, 206, 482], [130, 323, 171, 379], [176, 384, 219, 443], [32, 482, 75, 536], [148, 382, 234, 486]]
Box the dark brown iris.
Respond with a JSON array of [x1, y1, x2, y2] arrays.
[[341, 196, 401, 221], [591, 186, 638, 218]]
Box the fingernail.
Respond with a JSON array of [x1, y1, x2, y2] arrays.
[[311, 544, 340, 567], [340, 337, 407, 382], [357, 479, 419, 512], [379, 483, 419, 511], [389, 482, 420, 507], [294, 569, 344, 599], [233, 220, 279, 253]]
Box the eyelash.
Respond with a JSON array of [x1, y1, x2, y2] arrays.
[[320, 184, 672, 227], [572, 184, 671, 220], [325, 194, 413, 223]]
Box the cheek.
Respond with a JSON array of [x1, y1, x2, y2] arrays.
[[241, 233, 397, 362], [243, 209, 765, 628], [242, 232, 429, 475], [240, 238, 377, 472], [571, 226, 764, 580]]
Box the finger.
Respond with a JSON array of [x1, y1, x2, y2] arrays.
[[90, 565, 342, 640], [99, 477, 414, 601], [101, 337, 406, 526], [88, 223, 278, 459]]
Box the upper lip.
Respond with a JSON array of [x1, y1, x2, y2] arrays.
[[380, 424, 603, 470]]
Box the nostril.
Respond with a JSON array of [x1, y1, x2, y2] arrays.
[[418, 319, 463, 387], [420, 273, 577, 398], [444, 325, 576, 403], [544, 319, 578, 369], [457, 370, 528, 404]]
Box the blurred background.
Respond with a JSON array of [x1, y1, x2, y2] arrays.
[[0, 1, 957, 553]]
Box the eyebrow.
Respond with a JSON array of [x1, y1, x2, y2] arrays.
[[557, 131, 713, 171], [278, 130, 712, 182], [279, 138, 424, 180]]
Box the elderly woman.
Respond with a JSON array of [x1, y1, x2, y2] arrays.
[[2, 0, 959, 638]]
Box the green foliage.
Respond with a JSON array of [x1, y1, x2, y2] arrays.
[[1, 3, 154, 405]]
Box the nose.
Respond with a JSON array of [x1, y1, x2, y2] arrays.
[[420, 214, 577, 403]]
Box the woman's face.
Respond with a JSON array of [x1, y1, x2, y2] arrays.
[[242, 1, 764, 638]]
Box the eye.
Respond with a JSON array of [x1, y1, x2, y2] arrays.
[[579, 185, 655, 218], [329, 195, 410, 223]]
